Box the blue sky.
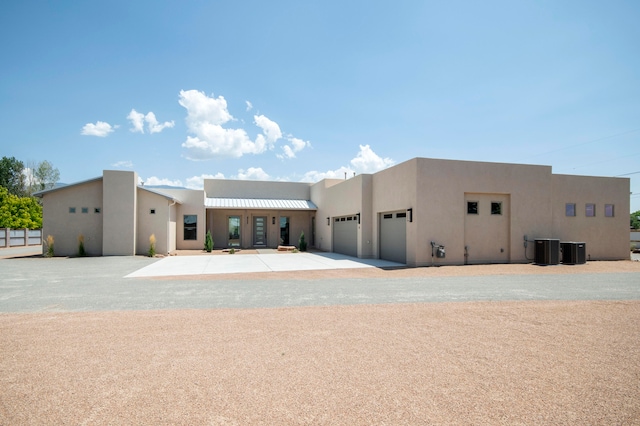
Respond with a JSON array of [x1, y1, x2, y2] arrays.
[[1, 1, 639, 211]]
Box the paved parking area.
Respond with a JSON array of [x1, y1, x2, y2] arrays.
[[125, 252, 403, 278]]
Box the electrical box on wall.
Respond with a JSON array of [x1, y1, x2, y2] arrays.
[[436, 246, 446, 258]]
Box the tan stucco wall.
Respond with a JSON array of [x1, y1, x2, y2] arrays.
[[136, 189, 177, 255], [161, 189, 205, 250], [41, 179, 104, 256], [102, 171, 138, 256], [551, 174, 630, 260], [205, 179, 311, 199]]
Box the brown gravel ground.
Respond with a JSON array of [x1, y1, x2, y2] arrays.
[[1, 260, 640, 425]]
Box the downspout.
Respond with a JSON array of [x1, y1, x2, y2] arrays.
[[167, 199, 177, 255]]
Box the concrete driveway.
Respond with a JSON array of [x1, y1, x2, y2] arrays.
[[125, 252, 403, 278]]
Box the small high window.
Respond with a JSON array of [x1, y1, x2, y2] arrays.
[[565, 203, 576, 217], [94, 208, 101, 214], [491, 202, 502, 215], [605, 204, 614, 217], [81, 207, 88, 214], [69, 207, 76, 214], [467, 201, 478, 215], [184, 215, 197, 240], [150, 209, 156, 215], [586, 204, 596, 217]]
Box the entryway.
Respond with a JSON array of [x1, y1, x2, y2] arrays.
[[253, 216, 267, 246]]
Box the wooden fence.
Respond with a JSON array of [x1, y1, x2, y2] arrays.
[[0, 228, 42, 248]]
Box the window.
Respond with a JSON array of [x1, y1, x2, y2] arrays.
[[491, 202, 502, 215], [280, 216, 290, 245], [228, 216, 241, 247], [585, 204, 596, 217], [467, 201, 478, 215], [396, 212, 407, 218], [605, 204, 614, 217], [81, 207, 88, 214], [565, 203, 576, 217], [94, 208, 101, 214], [184, 215, 197, 240], [383, 214, 393, 219], [69, 207, 76, 213], [150, 209, 156, 215]]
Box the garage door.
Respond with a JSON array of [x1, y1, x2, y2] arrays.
[[333, 215, 358, 257], [380, 211, 406, 264]]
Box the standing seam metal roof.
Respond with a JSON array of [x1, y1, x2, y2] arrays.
[[205, 198, 317, 210]]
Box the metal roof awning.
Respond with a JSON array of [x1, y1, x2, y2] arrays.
[[205, 198, 317, 210]]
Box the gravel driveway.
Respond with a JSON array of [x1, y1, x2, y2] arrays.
[[1, 256, 639, 425]]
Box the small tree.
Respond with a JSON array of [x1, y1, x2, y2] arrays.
[[298, 231, 307, 252], [148, 234, 156, 257], [46, 235, 54, 257], [204, 230, 213, 252], [78, 234, 86, 256]]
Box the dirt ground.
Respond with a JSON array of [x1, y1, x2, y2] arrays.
[[1, 259, 639, 425]]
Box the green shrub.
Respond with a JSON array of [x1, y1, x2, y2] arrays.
[[298, 231, 307, 252], [229, 248, 235, 254], [78, 234, 86, 257], [204, 230, 214, 252], [46, 235, 54, 257], [148, 234, 156, 257]]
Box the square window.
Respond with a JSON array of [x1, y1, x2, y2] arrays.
[[69, 207, 76, 213], [491, 202, 502, 215], [605, 204, 614, 217], [94, 208, 101, 213], [565, 203, 576, 217], [184, 214, 197, 240], [81, 207, 88, 214], [586, 203, 596, 217], [150, 209, 156, 214], [467, 201, 478, 215]]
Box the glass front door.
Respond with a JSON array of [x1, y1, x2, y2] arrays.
[[228, 216, 241, 247], [253, 216, 267, 246]]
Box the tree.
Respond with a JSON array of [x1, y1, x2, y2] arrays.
[[0, 186, 42, 228], [0, 156, 26, 196], [34, 160, 60, 192], [631, 210, 640, 230]]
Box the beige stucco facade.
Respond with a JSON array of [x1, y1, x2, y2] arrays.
[[36, 158, 630, 265]]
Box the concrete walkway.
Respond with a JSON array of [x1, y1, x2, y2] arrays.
[[125, 252, 403, 278]]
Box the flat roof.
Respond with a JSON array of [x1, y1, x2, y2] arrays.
[[205, 198, 317, 210]]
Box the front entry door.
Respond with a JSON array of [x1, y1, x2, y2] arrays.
[[253, 216, 267, 246]]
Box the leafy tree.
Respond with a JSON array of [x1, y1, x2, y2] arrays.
[[34, 160, 60, 192], [631, 210, 640, 230], [0, 156, 26, 196], [0, 186, 42, 228]]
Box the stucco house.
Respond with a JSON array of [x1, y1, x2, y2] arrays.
[[35, 157, 630, 266]]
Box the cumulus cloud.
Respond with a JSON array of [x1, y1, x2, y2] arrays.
[[234, 167, 270, 181], [254, 114, 282, 144], [278, 136, 311, 159], [186, 173, 225, 189], [81, 121, 117, 137], [350, 144, 395, 173], [179, 90, 272, 159], [112, 161, 133, 168], [300, 145, 394, 182], [127, 109, 174, 134], [142, 176, 184, 187]]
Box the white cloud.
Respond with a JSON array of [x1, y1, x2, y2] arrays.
[[81, 121, 117, 137], [278, 136, 311, 159], [112, 161, 133, 168], [246, 101, 253, 111], [350, 144, 395, 173], [254, 114, 282, 144], [128, 109, 174, 134], [185, 173, 225, 189], [142, 176, 184, 187], [300, 145, 393, 182], [179, 90, 270, 159], [127, 109, 145, 133], [234, 167, 270, 181], [145, 112, 175, 134]]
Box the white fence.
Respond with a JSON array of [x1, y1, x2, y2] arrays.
[[0, 228, 42, 248]]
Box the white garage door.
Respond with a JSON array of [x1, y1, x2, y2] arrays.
[[333, 215, 358, 257], [380, 211, 406, 264]]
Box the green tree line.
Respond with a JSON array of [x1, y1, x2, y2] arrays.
[[0, 156, 59, 228]]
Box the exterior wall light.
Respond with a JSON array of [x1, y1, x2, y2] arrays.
[[407, 208, 413, 223], [356, 213, 361, 224], [272, 217, 275, 225], [327, 217, 330, 226]]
